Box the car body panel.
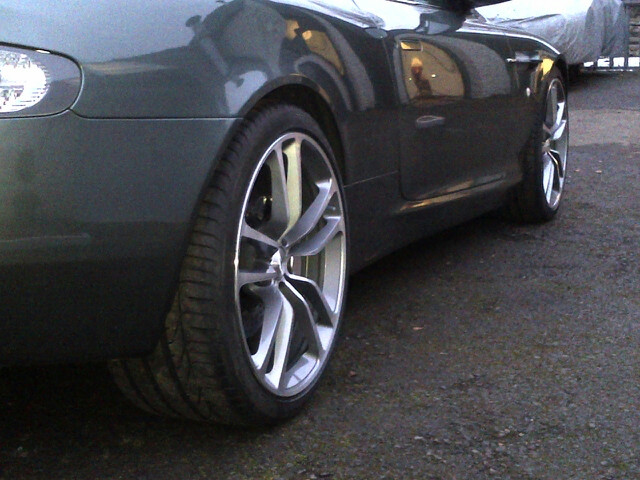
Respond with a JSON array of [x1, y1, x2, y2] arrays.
[[0, 112, 235, 362], [385, 14, 522, 200]]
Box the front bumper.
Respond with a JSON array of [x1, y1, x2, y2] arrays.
[[0, 111, 236, 364]]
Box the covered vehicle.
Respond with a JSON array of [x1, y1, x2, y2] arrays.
[[477, 0, 628, 65], [1, 0, 569, 425]]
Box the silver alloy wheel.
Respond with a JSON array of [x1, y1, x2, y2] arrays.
[[541, 78, 569, 210], [234, 132, 347, 397]]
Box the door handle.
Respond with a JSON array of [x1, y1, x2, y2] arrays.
[[415, 115, 445, 129], [506, 52, 543, 64]]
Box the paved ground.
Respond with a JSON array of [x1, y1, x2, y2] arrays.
[[1, 72, 639, 480]]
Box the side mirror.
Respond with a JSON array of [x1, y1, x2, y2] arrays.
[[416, 9, 465, 35], [465, 0, 510, 7], [440, 0, 509, 14]]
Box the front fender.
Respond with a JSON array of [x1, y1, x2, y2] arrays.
[[1, 0, 377, 120]]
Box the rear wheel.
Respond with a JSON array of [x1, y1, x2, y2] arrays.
[[504, 66, 569, 223], [110, 104, 348, 425]]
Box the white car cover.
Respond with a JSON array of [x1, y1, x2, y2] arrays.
[[477, 0, 628, 64]]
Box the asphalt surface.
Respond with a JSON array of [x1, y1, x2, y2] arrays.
[[1, 71, 639, 480]]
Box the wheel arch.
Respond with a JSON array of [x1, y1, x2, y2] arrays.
[[235, 79, 347, 184]]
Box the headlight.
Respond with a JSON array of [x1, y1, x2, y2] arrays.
[[0, 45, 81, 117]]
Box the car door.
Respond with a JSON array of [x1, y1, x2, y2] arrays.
[[354, 0, 521, 200]]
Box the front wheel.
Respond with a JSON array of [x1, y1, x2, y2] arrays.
[[504, 66, 569, 223], [110, 104, 349, 425]]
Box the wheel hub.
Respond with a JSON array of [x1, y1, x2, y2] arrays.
[[269, 248, 289, 282]]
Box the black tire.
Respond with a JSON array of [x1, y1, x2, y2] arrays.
[[110, 104, 349, 425], [568, 64, 581, 83], [504, 66, 569, 223]]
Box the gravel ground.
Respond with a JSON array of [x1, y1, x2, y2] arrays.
[[1, 72, 639, 480]]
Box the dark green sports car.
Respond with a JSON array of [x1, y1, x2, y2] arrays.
[[0, 0, 569, 424]]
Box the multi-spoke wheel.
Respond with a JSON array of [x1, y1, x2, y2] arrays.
[[504, 66, 569, 223], [236, 132, 346, 397], [109, 105, 348, 425], [541, 77, 568, 210]]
